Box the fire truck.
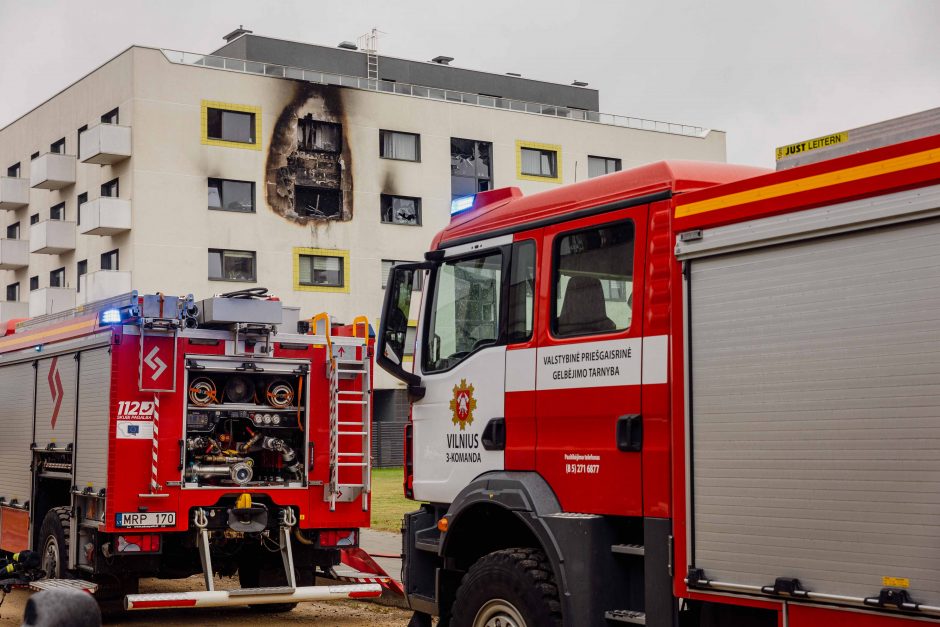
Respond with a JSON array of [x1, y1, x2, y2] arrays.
[[377, 130, 940, 626], [0, 288, 382, 610]]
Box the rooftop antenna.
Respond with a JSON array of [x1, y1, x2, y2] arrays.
[[357, 28, 386, 90]]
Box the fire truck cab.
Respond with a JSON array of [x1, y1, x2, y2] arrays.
[[379, 132, 940, 627]]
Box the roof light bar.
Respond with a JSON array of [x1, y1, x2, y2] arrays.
[[450, 195, 475, 216]]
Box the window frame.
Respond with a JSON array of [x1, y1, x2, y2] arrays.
[[77, 124, 88, 158], [77, 192, 88, 226], [380, 194, 422, 226], [201, 101, 262, 151], [7, 163, 20, 178], [516, 140, 562, 183], [293, 248, 350, 293], [382, 259, 424, 290], [587, 155, 622, 178], [207, 248, 256, 283], [50, 138, 66, 154], [101, 178, 119, 198], [450, 137, 494, 199], [77, 259, 87, 293], [49, 202, 65, 221], [101, 108, 119, 124], [6, 282, 20, 302], [208, 178, 256, 213], [49, 267, 65, 288], [6, 222, 20, 240], [29, 276, 39, 292], [379, 129, 421, 162], [100, 249, 119, 271], [30, 213, 39, 226]]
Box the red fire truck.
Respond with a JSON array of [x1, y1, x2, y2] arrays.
[[378, 132, 940, 626], [0, 288, 382, 610]]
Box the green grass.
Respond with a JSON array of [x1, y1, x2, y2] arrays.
[[370, 467, 419, 532]]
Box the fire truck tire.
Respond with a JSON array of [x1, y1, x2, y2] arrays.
[[38, 507, 72, 580], [449, 548, 561, 627]]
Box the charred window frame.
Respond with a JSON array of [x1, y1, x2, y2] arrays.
[[379, 130, 420, 162], [50, 202, 65, 221], [380, 194, 421, 226], [298, 115, 342, 153], [101, 249, 119, 271], [77, 192, 88, 226], [77, 260, 87, 293], [208, 248, 256, 282], [588, 155, 621, 178], [29, 276, 39, 292], [208, 178, 255, 213], [101, 178, 119, 198], [6, 282, 19, 302], [206, 107, 256, 145], [49, 267, 65, 288], [7, 162, 20, 178], [50, 138, 66, 154], [101, 108, 119, 124], [295, 186, 342, 220], [6, 222, 20, 239], [298, 253, 345, 288], [451, 138, 493, 199]]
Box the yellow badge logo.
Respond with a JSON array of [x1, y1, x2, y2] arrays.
[[449, 379, 477, 431]]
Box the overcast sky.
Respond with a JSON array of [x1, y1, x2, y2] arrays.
[[1, 0, 938, 167]]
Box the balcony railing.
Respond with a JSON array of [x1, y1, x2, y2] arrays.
[[0, 239, 29, 269], [30, 153, 76, 190], [0, 300, 29, 324], [29, 287, 76, 318], [161, 49, 710, 138], [79, 270, 132, 305], [0, 177, 29, 209], [80, 124, 132, 165], [29, 220, 76, 254], [79, 198, 131, 236]]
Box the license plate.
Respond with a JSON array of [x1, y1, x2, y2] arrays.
[[115, 512, 176, 528]]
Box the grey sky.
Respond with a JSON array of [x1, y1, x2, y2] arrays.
[[1, 0, 938, 167]]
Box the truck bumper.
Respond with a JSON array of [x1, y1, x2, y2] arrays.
[[124, 582, 382, 610]]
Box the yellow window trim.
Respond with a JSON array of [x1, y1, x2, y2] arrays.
[[293, 247, 350, 293], [516, 140, 563, 184], [201, 100, 262, 151]]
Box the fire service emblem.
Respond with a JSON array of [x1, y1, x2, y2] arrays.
[[449, 379, 477, 431]]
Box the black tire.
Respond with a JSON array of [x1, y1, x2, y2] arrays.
[[38, 507, 72, 580], [450, 548, 561, 627], [238, 544, 314, 613]]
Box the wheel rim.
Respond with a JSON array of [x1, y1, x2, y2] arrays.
[[473, 598, 526, 627], [41, 535, 60, 578]]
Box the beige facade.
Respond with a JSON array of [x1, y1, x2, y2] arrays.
[[0, 44, 725, 392]]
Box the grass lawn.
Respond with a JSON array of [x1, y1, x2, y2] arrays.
[[370, 467, 420, 533]]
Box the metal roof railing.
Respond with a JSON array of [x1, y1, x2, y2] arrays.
[[161, 49, 710, 138]]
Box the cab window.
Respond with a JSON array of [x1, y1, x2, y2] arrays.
[[507, 241, 536, 343], [553, 221, 634, 337], [423, 251, 503, 373]]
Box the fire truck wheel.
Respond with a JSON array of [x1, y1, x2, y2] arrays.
[[38, 507, 72, 580], [450, 548, 561, 627]]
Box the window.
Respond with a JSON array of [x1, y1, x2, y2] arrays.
[[6, 222, 19, 239], [77, 193, 87, 225], [588, 156, 621, 178], [101, 178, 119, 198], [50, 202, 65, 221], [101, 108, 119, 124], [423, 251, 503, 373], [6, 283, 19, 302], [208, 249, 256, 282], [382, 260, 424, 290], [298, 115, 341, 152], [208, 179, 255, 212], [295, 186, 341, 219], [77, 260, 87, 293], [101, 249, 119, 271], [553, 221, 634, 337], [30, 152, 39, 161], [507, 241, 536, 343], [379, 130, 420, 161], [50, 138, 66, 154], [206, 107, 256, 144], [451, 138, 492, 199], [49, 267, 65, 288], [29, 276, 39, 292], [30, 213, 39, 225], [380, 194, 421, 226], [77, 125, 88, 157], [6, 163, 20, 178], [520, 147, 557, 178], [298, 253, 344, 288]]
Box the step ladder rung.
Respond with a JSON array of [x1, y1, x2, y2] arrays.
[[605, 610, 646, 625], [338, 421, 364, 426], [339, 431, 367, 436], [337, 452, 364, 457], [611, 544, 645, 556], [338, 400, 368, 405], [337, 462, 369, 467]]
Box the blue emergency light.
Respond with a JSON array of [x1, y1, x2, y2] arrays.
[[99, 309, 123, 325], [450, 195, 475, 215]]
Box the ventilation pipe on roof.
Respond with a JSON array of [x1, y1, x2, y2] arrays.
[[223, 25, 252, 43], [572, 80, 589, 87], [431, 56, 454, 65], [338, 41, 358, 50]]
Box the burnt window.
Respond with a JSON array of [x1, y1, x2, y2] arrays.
[[7, 163, 20, 178], [208, 179, 255, 212], [298, 115, 341, 152], [29, 276, 39, 292], [49, 267, 65, 288], [451, 138, 492, 199], [208, 249, 256, 282], [6, 222, 20, 239], [521, 147, 557, 178], [50, 138, 66, 154], [380, 194, 421, 226], [101, 178, 119, 198], [298, 254, 344, 288], [101, 249, 119, 271], [379, 130, 420, 161], [77, 260, 87, 293], [101, 108, 119, 124], [588, 156, 621, 178], [30, 213, 39, 225], [77, 192, 88, 225], [6, 282, 19, 302], [206, 108, 255, 144], [50, 202, 65, 221], [295, 186, 341, 219]]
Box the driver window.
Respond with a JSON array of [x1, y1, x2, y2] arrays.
[[423, 251, 503, 373]]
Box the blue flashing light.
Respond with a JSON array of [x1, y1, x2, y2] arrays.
[[450, 195, 475, 216], [100, 309, 122, 325]]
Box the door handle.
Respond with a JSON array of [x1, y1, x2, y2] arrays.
[[481, 418, 506, 451], [616, 414, 642, 452]]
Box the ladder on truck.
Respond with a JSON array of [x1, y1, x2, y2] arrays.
[[313, 314, 372, 511]]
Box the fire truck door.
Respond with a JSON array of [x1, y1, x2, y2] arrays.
[[534, 206, 647, 516]]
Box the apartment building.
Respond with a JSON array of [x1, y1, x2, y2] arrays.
[[0, 31, 726, 427]]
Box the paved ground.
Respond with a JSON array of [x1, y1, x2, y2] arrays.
[[359, 528, 404, 582]]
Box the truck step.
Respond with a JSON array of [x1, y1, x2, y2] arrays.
[[605, 609, 646, 624], [611, 544, 645, 556], [30, 579, 98, 593]]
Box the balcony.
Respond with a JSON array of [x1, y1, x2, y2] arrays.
[[0, 239, 29, 269], [79, 198, 131, 236], [30, 153, 76, 190], [0, 301, 29, 324], [78, 271, 132, 305], [29, 220, 75, 254], [0, 177, 29, 209], [80, 124, 132, 165], [29, 288, 76, 318]]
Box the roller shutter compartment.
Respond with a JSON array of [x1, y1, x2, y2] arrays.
[[74, 347, 112, 493]]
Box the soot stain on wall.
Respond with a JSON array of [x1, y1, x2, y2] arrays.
[[265, 83, 353, 226]]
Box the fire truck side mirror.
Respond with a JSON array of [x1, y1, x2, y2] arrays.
[[378, 262, 430, 388]]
